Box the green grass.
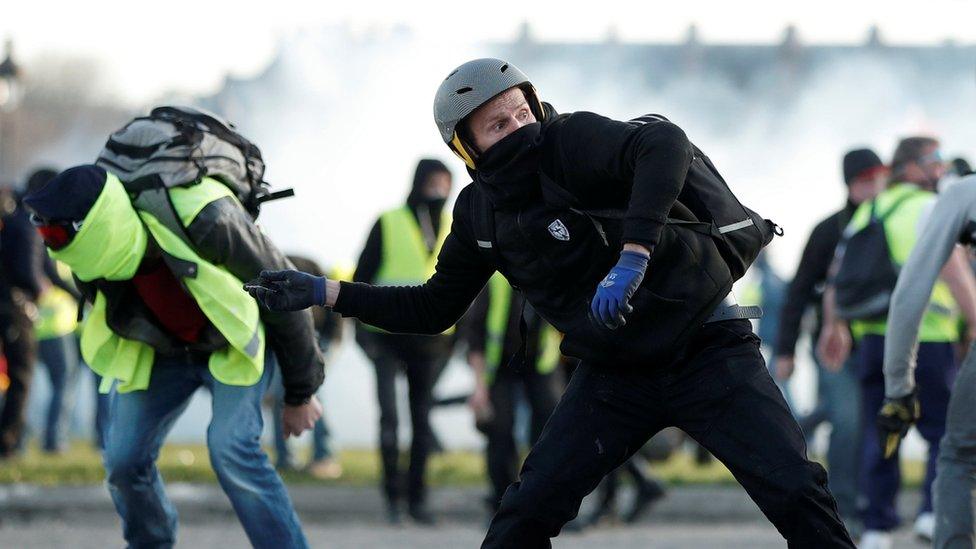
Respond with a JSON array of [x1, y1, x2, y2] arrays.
[[0, 442, 927, 488]]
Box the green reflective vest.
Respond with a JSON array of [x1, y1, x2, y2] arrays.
[[365, 205, 453, 334], [848, 183, 959, 342], [35, 262, 79, 340], [56, 174, 266, 393], [484, 272, 561, 384]]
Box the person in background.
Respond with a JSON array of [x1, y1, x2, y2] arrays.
[[0, 183, 46, 459], [464, 272, 563, 516], [352, 159, 456, 525], [23, 168, 82, 453], [877, 173, 976, 548], [268, 254, 345, 480], [738, 251, 791, 407], [774, 149, 886, 531], [820, 138, 976, 548], [25, 168, 110, 452]]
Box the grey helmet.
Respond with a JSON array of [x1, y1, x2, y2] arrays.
[[433, 58, 545, 169]]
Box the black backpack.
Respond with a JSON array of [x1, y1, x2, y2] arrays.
[[96, 106, 293, 220], [629, 115, 780, 281], [833, 191, 920, 321]]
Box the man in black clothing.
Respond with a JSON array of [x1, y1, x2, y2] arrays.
[[463, 275, 563, 514], [774, 149, 886, 524], [248, 58, 855, 548], [353, 159, 456, 525], [0, 185, 47, 457]]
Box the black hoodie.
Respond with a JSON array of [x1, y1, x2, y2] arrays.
[[354, 159, 452, 284]]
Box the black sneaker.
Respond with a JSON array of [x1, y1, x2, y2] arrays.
[[408, 503, 437, 526], [623, 481, 666, 524], [385, 501, 402, 525]]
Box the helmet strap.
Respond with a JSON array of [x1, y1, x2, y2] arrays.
[[450, 132, 479, 170]]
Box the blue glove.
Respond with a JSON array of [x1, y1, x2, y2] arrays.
[[590, 251, 649, 330], [244, 269, 326, 311]]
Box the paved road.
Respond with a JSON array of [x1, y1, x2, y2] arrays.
[[0, 516, 926, 548], [0, 484, 929, 547]]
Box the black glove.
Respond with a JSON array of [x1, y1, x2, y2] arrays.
[[877, 391, 920, 459], [244, 269, 326, 311]]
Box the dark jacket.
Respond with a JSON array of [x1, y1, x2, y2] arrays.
[[0, 196, 46, 312], [334, 109, 732, 366], [774, 202, 857, 357], [76, 196, 325, 404]]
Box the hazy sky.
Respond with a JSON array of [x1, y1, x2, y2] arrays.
[[4, 0, 975, 103]]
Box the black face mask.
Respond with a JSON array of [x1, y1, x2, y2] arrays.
[[423, 196, 448, 212], [476, 123, 543, 209]]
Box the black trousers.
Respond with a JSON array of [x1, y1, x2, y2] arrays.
[[482, 320, 855, 548], [360, 331, 452, 505], [485, 363, 561, 509], [0, 309, 36, 456]]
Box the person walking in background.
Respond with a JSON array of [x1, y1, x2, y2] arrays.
[[876, 174, 976, 548], [24, 168, 88, 453], [463, 272, 563, 517], [352, 159, 456, 525], [774, 149, 886, 531], [820, 137, 976, 548], [268, 254, 345, 480], [0, 183, 47, 459]]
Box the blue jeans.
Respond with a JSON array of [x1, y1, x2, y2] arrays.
[[36, 334, 82, 452], [103, 352, 308, 549], [798, 354, 862, 518]]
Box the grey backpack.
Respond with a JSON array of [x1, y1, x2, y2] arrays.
[[95, 106, 292, 219]]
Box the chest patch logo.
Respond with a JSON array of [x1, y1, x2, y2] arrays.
[[548, 219, 570, 241]]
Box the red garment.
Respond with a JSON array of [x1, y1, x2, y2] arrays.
[[131, 260, 209, 343]]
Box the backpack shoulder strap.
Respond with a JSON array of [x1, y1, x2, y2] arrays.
[[878, 188, 926, 223]]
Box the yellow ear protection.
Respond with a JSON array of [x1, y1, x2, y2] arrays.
[[449, 84, 546, 171]]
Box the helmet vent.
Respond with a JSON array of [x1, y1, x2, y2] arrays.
[[446, 69, 458, 79], [500, 64, 509, 72], [456, 87, 473, 94]]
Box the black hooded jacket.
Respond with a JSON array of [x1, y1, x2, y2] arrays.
[[354, 159, 451, 284], [334, 106, 729, 366]]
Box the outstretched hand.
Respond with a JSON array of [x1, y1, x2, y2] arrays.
[[244, 269, 326, 311]]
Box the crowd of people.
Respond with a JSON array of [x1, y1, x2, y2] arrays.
[[2, 56, 976, 548]]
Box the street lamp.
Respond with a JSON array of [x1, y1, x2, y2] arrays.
[[0, 39, 21, 182], [0, 39, 21, 112]]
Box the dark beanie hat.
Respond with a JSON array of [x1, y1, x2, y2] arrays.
[[25, 167, 59, 195], [23, 164, 107, 221], [843, 148, 885, 185]]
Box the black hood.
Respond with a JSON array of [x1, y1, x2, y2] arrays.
[[406, 158, 451, 209]]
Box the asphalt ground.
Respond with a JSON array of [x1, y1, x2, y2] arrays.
[[0, 483, 929, 548]]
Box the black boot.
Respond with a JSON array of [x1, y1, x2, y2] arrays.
[[408, 501, 436, 526], [623, 479, 666, 524], [385, 499, 402, 525]]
